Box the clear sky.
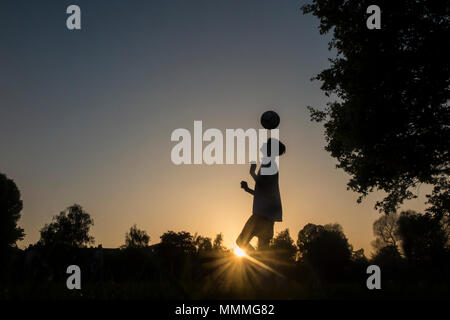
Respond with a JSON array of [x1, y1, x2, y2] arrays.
[[1, 0, 429, 254]]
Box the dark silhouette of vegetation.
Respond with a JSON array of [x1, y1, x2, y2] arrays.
[[371, 213, 403, 267], [122, 224, 150, 249], [159, 231, 196, 255], [297, 223, 352, 282], [193, 233, 213, 252], [372, 245, 402, 267], [270, 229, 297, 262], [0, 173, 448, 299], [1, 211, 449, 299], [371, 212, 400, 252], [0, 173, 25, 251], [398, 210, 449, 264], [213, 233, 226, 251], [38, 204, 94, 248], [426, 177, 450, 220], [302, 0, 450, 214], [369, 210, 450, 294]]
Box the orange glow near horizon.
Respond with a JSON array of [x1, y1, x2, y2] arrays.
[[14, 114, 432, 256]]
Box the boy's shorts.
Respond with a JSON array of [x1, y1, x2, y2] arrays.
[[238, 214, 274, 244]]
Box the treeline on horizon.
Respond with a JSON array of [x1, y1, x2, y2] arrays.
[[1, 173, 449, 299]]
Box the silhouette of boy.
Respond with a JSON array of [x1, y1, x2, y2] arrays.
[[237, 138, 286, 251]]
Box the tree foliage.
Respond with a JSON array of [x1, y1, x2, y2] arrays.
[[123, 224, 150, 248], [159, 231, 196, 256], [302, 0, 450, 213], [297, 223, 352, 280], [371, 245, 403, 266], [213, 233, 226, 251], [270, 229, 298, 262], [193, 233, 213, 252], [38, 204, 94, 248], [371, 212, 400, 251], [0, 173, 25, 249], [425, 176, 450, 219], [397, 210, 448, 263]]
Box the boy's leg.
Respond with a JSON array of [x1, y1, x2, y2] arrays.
[[257, 218, 274, 251], [258, 237, 270, 251], [236, 215, 258, 251]]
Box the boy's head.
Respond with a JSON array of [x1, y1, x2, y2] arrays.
[[262, 138, 286, 157]]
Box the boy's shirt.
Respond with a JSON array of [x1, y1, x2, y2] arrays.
[[252, 166, 282, 222]]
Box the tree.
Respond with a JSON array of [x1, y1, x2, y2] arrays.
[[158, 231, 197, 276], [351, 248, 367, 263], [397, 210, 448, 263], [371, 245, 402, 266], [193, 233, 213, 253], [426, 176, 450, 220], [302, 0, 450, 213], [38, 204, 94, 247], [371, 212, 400, 252], [213, 233, 226, 251], [270, 229, 298, 262], [123, 224, 150, 248], [0, 173, 25, 249], [159, 231, 196, 256], [297, 223, 352, 280]]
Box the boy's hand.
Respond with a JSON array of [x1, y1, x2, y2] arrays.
[[240, 180, 254, 195]]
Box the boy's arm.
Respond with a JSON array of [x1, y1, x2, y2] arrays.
[[249, 163, 258, 182], [244, 187, 255, 195], [240, 181, 255, 195]]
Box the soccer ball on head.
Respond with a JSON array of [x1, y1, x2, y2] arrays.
[[260, 110, 280, 129]]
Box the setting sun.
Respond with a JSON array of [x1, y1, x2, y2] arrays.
[[234, 246, 247, 258]]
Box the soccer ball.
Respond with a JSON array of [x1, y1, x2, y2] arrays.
[[260, 110, 280, 129]]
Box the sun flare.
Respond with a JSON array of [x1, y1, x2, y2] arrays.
[[233, 246, 247, 258]]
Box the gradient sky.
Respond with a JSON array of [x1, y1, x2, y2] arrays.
[[1, 0, 429, 254]]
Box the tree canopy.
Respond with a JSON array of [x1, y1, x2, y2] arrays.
[[159, 231, 196, 256], [193, 233, 213, 253], [297, 223, 352, 280], [38, 204, 94, 247], [213, 233, 226, 251], [270, 229, 298, 262], [302, 0, 450, 213], [371, 212, 400, 251], [0, 173, 25, 249], [397, 210, 449, 263], [123, 224, 150, 248]]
